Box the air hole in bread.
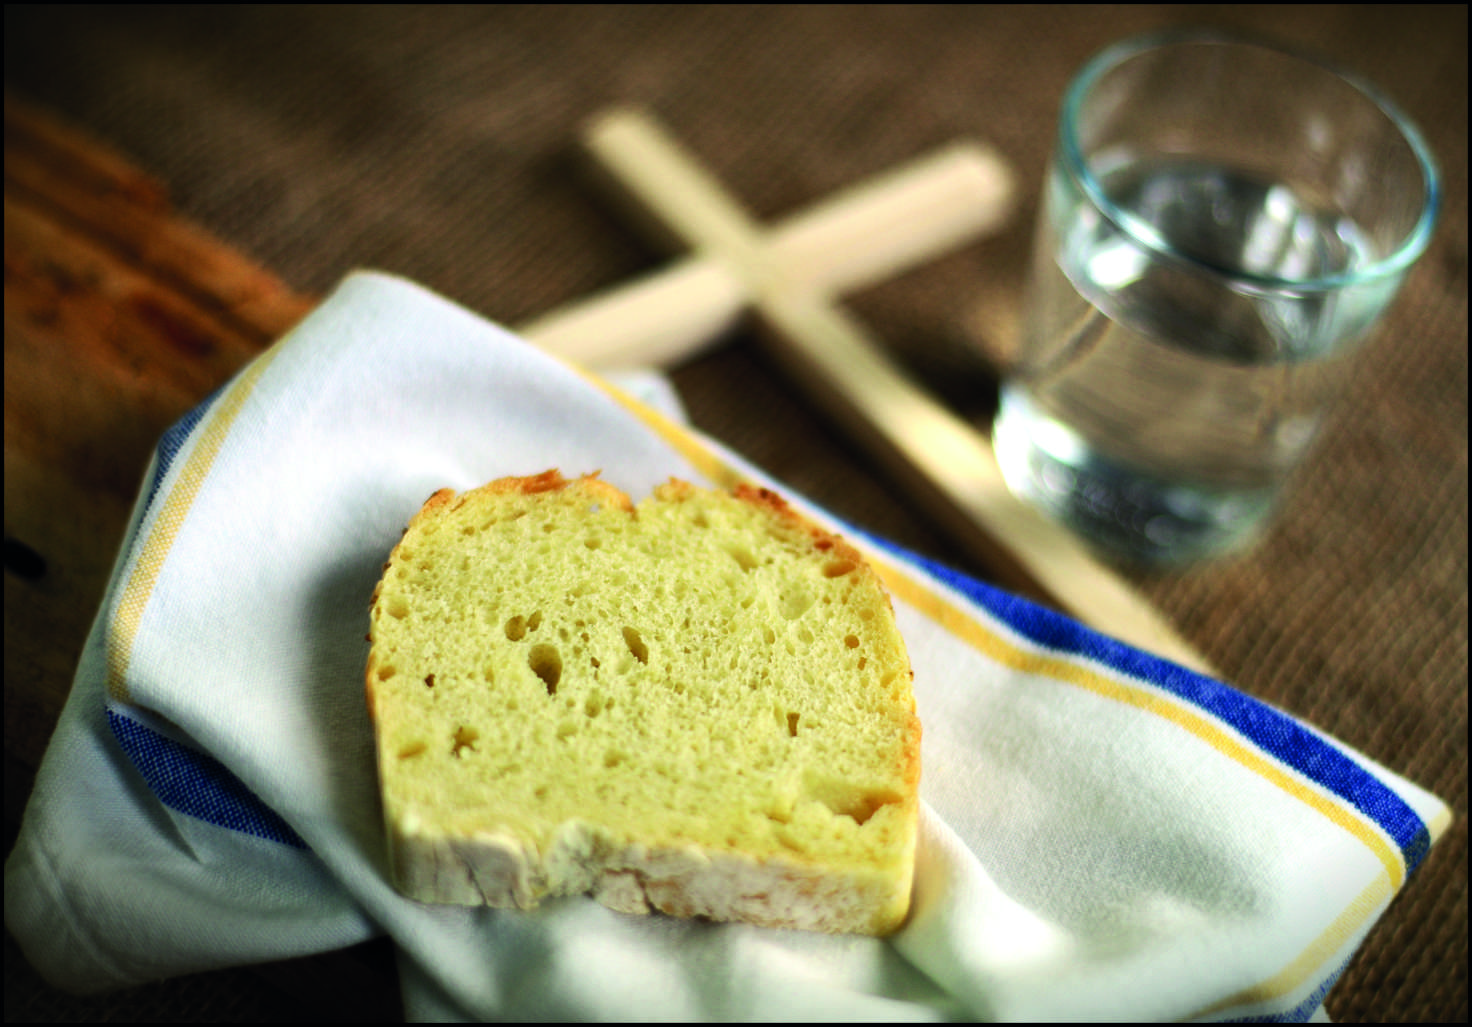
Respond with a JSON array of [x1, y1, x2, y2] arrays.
[[376, 664, 396, 681], [726, 545, 758, 571], [529, 644, 562, 694], [423, 673, 436, 688], [505, 610, 543, 641], [810, 781, 901, 826], [386, 596, 410, 619], [843, 794, 892, 826], [603, 750, 624, 768], [844, 634, 860, 649], [585, 691, 604, 718], [584, 536, 601, 549], [786, 711, 801, 737], [451, 726, 478, 758], [622, 626, 649, 665], [397, 741, 427, 759], [822, 558, 857, 578]]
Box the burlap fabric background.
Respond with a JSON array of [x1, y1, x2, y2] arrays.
[[5, 5, 1465, 1021]]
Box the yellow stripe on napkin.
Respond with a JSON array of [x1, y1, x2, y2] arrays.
[[106, 344, 286, 703]]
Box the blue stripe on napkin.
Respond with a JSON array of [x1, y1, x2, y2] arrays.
[[864, 535, 1431, 877], [107, 708, 308, 849], [102, 373, 312, 849]]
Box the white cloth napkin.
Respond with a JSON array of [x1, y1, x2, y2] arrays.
[[5, 271, 1449, 1022]]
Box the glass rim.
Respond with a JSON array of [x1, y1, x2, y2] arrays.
[[1058, 28, 1442, 293]]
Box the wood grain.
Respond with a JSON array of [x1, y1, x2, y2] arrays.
[[3, 93, 314, 770]]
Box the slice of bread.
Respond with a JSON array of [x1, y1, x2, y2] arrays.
[[366, 470, 920, 935]]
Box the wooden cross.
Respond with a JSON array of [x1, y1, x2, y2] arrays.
[[3, 92, 1210, 675], [547, 108, 1211, 675], [518, 114, 1014, 369]]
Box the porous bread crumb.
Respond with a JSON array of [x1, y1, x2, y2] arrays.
[[366, 470, 920, 935]]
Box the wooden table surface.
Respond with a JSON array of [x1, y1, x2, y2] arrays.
[[5, 6, 1465, 1021]]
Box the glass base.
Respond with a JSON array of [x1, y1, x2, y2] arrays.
[[992, 388, 1276, 568]]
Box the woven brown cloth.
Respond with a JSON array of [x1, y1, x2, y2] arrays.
[[4, 5, 1464, 1022]]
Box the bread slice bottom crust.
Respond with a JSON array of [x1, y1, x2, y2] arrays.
[[388, 816, 911, 935]]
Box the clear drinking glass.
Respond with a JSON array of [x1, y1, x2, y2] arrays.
[[991, 30, 1439, 566]]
